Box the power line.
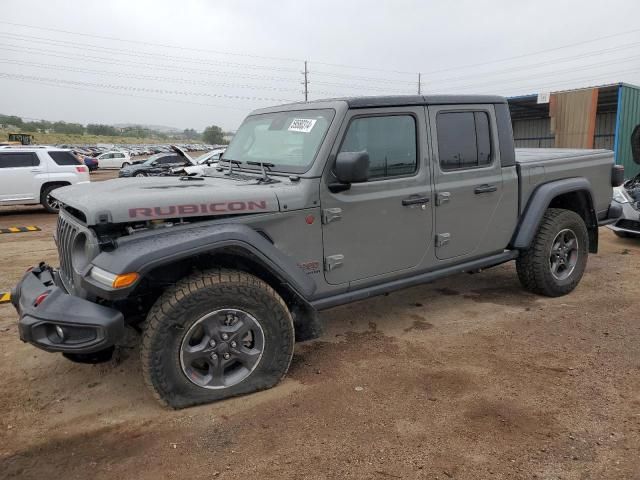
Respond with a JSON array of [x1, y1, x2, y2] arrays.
[[1, 44, 299, 83], [425, 41, 640, 88], [0, 20, 302, 64], [0, 58, 302, 93], [0, 72, 295, 103], [0, 31, 301, 73], [0, 74, 253, 112], [417, 26, 640, 77], [427, 52, 640, 92]]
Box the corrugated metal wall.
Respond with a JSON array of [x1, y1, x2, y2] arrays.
[[594, 112, 616, 150], [512, 118, 554, 147], [513, 112, 616, 149], [615, 85, 640, 178]]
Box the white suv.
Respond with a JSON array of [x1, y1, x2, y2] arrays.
[[0, 147, 90, 213], [96, 150, 131, 169]]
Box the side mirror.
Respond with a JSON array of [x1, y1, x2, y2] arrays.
[[335, 151, 369, 184]]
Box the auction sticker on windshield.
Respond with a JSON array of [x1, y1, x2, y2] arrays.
[[288, 118, 317, 133]]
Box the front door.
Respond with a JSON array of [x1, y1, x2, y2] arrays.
[[0, 151, 42, 202], [427, 104, 506, 260], [320, 107, 433, 285]]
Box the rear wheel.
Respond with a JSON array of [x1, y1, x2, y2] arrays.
[[122, 162, 131, 168], [134, 171, 146, 177], [516, 208, 588, 297], [141, 269, 294, 408], [41, 184, 63, 213]]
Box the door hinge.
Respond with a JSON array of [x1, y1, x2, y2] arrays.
[[436, 192, 451, 206], [324, 254, 344, 271], [322, 207, 342, 224], [435, 233, 451, 247]]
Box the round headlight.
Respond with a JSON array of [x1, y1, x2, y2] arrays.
[[71, 232, 90, 273]]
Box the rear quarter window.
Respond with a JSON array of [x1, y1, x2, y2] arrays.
[[0, 152, 40, 168], [48, 151, 81, 166]]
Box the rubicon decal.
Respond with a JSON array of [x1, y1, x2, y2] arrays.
[[129, 200, 268, 219]]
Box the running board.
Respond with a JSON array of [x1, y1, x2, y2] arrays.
[[310, 250, 519, 311]]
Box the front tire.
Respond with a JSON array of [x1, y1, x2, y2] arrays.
[[141, 269, 294, 408], [516, 208, 588, 297], [134, 171, 146, 177]]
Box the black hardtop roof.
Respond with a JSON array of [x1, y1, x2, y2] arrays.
[[343, 95, 507, 108], [252, 95, 507, 115]]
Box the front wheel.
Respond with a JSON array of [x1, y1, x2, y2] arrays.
[[122, 161, 131, 168], [141, 269, 294, 408], [134, 171, 146, 177], [516, 208, 588, 297]]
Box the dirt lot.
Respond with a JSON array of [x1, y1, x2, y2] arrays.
[[0, 175, 639, 479]]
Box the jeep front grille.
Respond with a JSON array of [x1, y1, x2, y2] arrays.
[[56, 213, 80, 291]]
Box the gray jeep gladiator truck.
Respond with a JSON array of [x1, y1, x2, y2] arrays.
[[12, 95, 623, 408]]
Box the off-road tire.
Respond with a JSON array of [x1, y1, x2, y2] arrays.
[[516, 208, 588, 297], [140, 269, 294, 409], [41, 184, 63, 213]]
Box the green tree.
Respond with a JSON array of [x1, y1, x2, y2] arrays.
[[0, 114, 24, 128], [87, 124, 119, 136], [52, 121, 85, 135], [183, 128, 200, 140], [202, 125, 224, 144]]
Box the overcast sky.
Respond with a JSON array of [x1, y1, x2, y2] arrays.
[[1, 0, 640, 131]]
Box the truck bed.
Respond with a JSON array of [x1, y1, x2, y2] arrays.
[[515, 148, 611, 164], [514, 148, 614, 217]]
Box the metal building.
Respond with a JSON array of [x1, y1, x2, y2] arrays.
[[508, 83, 640, 177]]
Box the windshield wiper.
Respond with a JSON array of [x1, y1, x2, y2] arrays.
[[247, 161, 276, 182], [217, 158, 241, 176]]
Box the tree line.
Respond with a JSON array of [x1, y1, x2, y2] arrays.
[[0, 114, 229, 144]]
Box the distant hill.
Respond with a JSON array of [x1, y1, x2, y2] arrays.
[[113, 123, 182, 134]]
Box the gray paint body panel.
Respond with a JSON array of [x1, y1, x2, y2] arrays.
[[43, 96, 614, 311]]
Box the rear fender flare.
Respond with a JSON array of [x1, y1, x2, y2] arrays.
[[511, 178, 595, 250]]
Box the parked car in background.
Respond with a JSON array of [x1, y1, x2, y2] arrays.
[[96, 150, 131, 169], [608, 171, 640, 237], [0, 147, 90, 213], [174, 148, 226, 176], [118, 152, 190, 177], [83, 156, 99, 171]]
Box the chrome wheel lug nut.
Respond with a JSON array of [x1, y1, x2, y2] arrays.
[[209, 339, 216, 347], [210, 353, 218, 360], [221, 333, 229, 340], [230, 341, 237, 348], [223, 353, 230, 360]]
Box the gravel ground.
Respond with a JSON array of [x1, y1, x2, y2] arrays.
[[0, 176, 638, 479]]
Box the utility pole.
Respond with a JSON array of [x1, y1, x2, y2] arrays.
[[303, 60, 309, 102], [417, 72, 422, 95]]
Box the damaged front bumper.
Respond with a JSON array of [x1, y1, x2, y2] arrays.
[[12, 263, 124, 355]]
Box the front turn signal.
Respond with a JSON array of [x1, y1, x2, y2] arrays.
[[112, 272, 139, 289]]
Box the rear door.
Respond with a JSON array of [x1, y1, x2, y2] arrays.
[[0, 152, 42, 202], [427, 104, 506, 260], [320, 107, 433, 285]]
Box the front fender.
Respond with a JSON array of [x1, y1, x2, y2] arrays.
[[83, 223, 316, 300], [511, 177, 595, 250]]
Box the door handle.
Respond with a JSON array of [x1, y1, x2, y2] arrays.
[[30, 168, 42, 173], [402, 195, 430, 206], [474, 184, 497, 194]]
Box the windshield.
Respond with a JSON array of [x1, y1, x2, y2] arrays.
[[143, 154, 163, 165], [223, 109, 334, 173]]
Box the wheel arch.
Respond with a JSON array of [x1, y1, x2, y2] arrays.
[[40, 181, 71, 199], [85, 222, 317, 307], [511, 178, 598, 253]]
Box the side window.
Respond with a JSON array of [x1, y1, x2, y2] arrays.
[[436, 111, 492, 170], [48, 151, 81, 166], [0, 152, 39, 168], [339, 115, 417, 180]]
